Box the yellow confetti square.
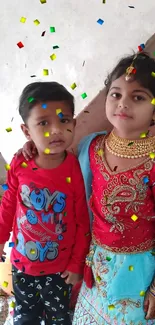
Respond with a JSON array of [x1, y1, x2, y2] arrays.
[[64, 291, 67, 296], [21, 162, 28, 168], [97, 149, 104, 157], [44, 148, 50, 154], [70, 83, 77, 90], [10, 301, 16, 308], [108, 304, 115, 310], [66, 177, 71, 183], [3, 281, 8, 288], [5, 127, 12, 132], [129, 265, 134, 271], [5, 164, 11, 171], [96, 275, 101, 283], [30, 249, 36, 254], [20, 17, 26, 23], [43, 69, 49, 76], [151, 72, 155, 77], [44, 132, 50, 137], [131, 214, 138, 222], [50, 54, 56, 61], [40, 0, 46, 3], [140, 290, 145, 296], [151, 98, 155, 105], [56, 108, 62, 115], [140, 132, 147, 138], [150, 152, 155, 159], [34, 19, 40, 26]]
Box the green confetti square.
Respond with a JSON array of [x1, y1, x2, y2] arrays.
[[50, 26, 56, 33], [106, 256, 111, 261], [28, 96, 35, 103], [153, 51, 155, 56], [81, 92, 87, 99]]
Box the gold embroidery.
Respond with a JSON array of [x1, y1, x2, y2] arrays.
[[92, 234, 155, 254]]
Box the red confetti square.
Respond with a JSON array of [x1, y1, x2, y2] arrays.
[[138, 45, 143, 52], [17, 41, 24, 48]]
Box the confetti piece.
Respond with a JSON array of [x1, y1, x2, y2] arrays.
[[96, 275, 101, 283], [108, 304, 115, 310], [22, 266, 25, 272], [21, 162, 28, 168], [152, 72, 155, 77], [129, 265, 134, 271], [30, 75, 37, 78], [140, 43, 145, 49], [41, 31, 46, 37], [150, 152, 155, 159], [151, 98, 155, 105], [44, 132, 50, 137], [131, 214, 138, 222], [28, 96, 35, 103], [103, 0, 106, 3], [34, 19, 40, 26], [153, 52, 155, 56], [36, 292, 40, 297], [11, 291, 15, 296], [66, 177, 71, 183], [1, 184, 9, 191], [56, 108, 62, 115], [64, 212, 67, 216], [5, 164, 11, 171], [10, 301, 16, 308], [97, 149, 104, 157], [32, 168, 38, 170], [3, 281, 8, 288], [82, 60, 85, 66], [50, 53, 56, 60], [140, 132, 147, 138], [128, 141, 134, 146], [106, 256, 111, 261], [58, 112, 64, 118], [42, 103, 47, 109], [81, 92, 87, 99], [85, 232, 90, 237], [84, 110, 89, 113], [140, 290, 145, 296], [9, 242, 15, 247], [113, 166, 117, 171], [6, 127, 12, 132], [143, 176, 149, 184], [70, 83, 77, 90], [17, 42, 24, 48], [40, 0, 46, 3], [44, 148, 50, 154], [50, 26, 56, 33], [40, 271, 45, 274], [30, 249, 36, 254], [14, 259, 20, 262], [43, 69, 49, 76], [138, 45, 143, 52], [67, 129, 72, 132], [97, 18, 104, 25], [53, 45, 59, 49], [64, 291, 67, 296], [1, 256, 6, 262], [20, 17, 26, 23], [128, 5, 135, 8]]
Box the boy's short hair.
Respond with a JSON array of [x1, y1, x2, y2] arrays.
[[19, 81, 75, 123]]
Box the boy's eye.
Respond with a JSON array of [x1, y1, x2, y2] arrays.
[[111, 92, 121, 99], [61, 118, 70, 124], [39, 121, 48, 126], [134, 95, 145, 101]]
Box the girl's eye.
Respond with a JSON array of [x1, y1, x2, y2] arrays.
[[61, 118, 70, 124], [134, 95, 145, 101], [111, 92, 121, 99], [39, 121, 48, 126]]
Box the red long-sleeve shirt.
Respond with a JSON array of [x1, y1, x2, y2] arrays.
[[0, 153, 90, 276]]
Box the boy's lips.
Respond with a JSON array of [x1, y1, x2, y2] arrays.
[[49, 139, 65, 145]]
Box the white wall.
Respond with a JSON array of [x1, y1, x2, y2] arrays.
[[0, 0, 155, 162]]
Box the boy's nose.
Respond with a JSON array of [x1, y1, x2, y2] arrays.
[[50, 123, 62, 135]]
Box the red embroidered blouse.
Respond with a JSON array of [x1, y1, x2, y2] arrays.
[[89, 135, 155, 253]]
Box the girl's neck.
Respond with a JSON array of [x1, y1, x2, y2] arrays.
[[112, 127, 149, 140]]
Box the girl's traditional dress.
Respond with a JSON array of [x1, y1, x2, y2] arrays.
[[73, 133, 155, 325]]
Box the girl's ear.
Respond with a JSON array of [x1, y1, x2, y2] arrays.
[[20, 124, 31, 140]]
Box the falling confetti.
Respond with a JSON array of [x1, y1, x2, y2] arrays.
[[1, 256, 6, 262], [30, 249, 36, 254], [97, 149, 104, 157], [56, 108, 62, 115], [140, 291, 145, 297], [103, 0, 106, 3], [10, 301, 16, 308], [96, 275, 101, 283], [44, 148, 50, 154], [43, 69, 49, 76], [44, 132, 50, 137], [5, 164, 11, 171], [42, 103, 47, 109], [40, 0, 46, 3], [152, 72, 155, 77], [150, 152, 155, 159], [30, 75, 37, 78], [50, 53, 56, 60], [143, 176, 149, 184], [140, 132, 147, 138], [1, 183, 8, 190], [131, 214, 138, 222], [21, 162, 28, 168], [82, 60, 85, 66], [128, 5, 135, 8], [97, 18, 104, 25], [108, 304, 115, 310], [113, 166, 117, 171], [84, 110, 89, 113], [151, 98, 155, 105], [20, 17, 26, 23], [66, 177, 71, 183], [2, 281, 8, 288], [17, 42, 24, 48], [85, 232, 90, 237], [41, 31, 46, 37], [34, 19, 40, 26], [6, 127, 12, 132], [28, 96, 35, 103], [81, 92, 87, 99], [128, 141, 134, 146], [106, 256, 111, 261], [64, 291, 67, 296], [70, 83, 77, 90], [53, 45, 59, 49], [129, 265, 134, 271], [50, 26, 56, 33], [9, 242, 15, 247]]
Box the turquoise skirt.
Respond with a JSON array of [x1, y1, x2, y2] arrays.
[[73, 243, 155, 325]]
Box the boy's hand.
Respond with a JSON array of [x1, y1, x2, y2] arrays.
[[61, 270, 83, 286], [16, 141, 37, 161], [0, 244, 6, 262], [144, 290, 155, 319]]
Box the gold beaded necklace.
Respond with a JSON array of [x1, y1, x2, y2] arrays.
[[105, 131, 155, 159]]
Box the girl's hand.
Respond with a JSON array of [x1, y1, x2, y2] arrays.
[[144, 290, 155, 320], [61, 270, 83, 286], [16, 141, 37, 161], [0, 244, 6, 262]]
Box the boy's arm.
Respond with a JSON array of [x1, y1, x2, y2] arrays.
[[66, 160, 91, 275], [0, 157, 18, 243]]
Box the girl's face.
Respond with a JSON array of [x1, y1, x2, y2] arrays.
[[106, 75, 155, 139]]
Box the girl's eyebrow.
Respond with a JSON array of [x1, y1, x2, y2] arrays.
[[109, 87, 152, 99]]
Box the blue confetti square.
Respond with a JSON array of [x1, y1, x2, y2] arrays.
[[140, 43, 145, 49], [97, 19, 104, 25], [42, 103, 47, 109], [58, 112, 64, 119], [143, 176, 149, 184], [9, 242, 15, 247], [2, 184, 8, 191]]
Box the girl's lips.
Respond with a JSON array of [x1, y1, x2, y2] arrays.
[[115, 113, 131, 118]]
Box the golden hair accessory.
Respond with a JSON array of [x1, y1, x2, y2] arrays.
[[125, 54, 137, 81]]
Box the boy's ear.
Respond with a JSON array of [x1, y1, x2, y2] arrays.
[[73, 118, 76, 127], [20, 124, 31, 140]]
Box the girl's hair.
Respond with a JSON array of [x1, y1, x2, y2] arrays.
[[19, 81, 75, 123], [104, 52, 155, 97]]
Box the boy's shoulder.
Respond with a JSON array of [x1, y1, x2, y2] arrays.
[[10, 153, 29, 171]]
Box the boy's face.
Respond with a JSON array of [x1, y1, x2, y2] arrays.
[[21, 101, 76, 155]]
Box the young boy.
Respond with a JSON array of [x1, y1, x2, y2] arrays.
[[0, 82, 91, 325]]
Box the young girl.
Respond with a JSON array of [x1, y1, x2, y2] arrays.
[[22, 52, 155, 324]]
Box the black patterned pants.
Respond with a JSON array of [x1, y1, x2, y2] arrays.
[[12, 266, 72, 325]]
